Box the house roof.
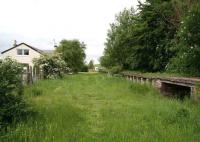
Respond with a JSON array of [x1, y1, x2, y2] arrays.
[[1, 43, 44, 54], [42, 50, 54, 54]]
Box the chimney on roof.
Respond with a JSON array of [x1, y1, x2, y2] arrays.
[[53, 39, 58, 48], [13, 40, 17, 47]]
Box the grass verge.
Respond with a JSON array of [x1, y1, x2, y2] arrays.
[[1, 73, 200, 142]]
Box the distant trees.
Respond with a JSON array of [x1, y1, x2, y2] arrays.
[[101, 0, 200, 76], [88, 60, 94, 69], [56, 39, 86, 73]]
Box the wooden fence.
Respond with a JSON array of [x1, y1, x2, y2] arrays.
[[121, 71, 200, 101], [22, 65, 43, 85]]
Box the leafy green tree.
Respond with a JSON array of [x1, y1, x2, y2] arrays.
[[168, 4, 200, 76], [101, 0, 182, 72], [88, 60, 94, 69], [101, 8, 137, 69], [56, 39, 86, 72], [100, 54, 114, 68], [131, 0, 180, 71]]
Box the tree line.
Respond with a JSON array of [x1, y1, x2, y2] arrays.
[[100, 0, 200, 76]]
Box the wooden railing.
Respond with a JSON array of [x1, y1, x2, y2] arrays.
[[121, 72, 200, 101]]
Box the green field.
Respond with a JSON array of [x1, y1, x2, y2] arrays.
[[1, 73, 200, 142]]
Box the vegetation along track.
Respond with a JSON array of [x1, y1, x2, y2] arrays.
[[1, 73, 200, 142]]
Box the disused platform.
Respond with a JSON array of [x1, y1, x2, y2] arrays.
[[121, 72, 200, 100]]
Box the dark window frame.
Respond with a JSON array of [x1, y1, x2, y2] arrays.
[[17, 49, 29, 55], [23, 49, 29, 55]]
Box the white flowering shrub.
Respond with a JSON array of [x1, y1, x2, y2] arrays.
[[33, 54, 70, 79]]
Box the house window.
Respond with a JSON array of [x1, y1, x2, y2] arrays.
[[17, 49, 29, 55], [17, 49, 23, 55], [24, 49, 29, 55]]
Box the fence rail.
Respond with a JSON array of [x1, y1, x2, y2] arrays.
[[22, 67, 43, 85]]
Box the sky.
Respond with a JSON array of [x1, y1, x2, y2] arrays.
[[0, 0, 142, 63]]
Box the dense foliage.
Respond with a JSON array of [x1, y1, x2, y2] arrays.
[[100, 8, 137, 69], [101, 0, 200, 75], [0, 58, 28, 128], [109, 65, 123, 75], [33, 54, 70, 79], [56, 39, 86, 72], [81, 64, 89, 72], [168, 4, 200, 75]]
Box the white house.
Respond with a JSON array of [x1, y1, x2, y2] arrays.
[[1, 42, 54, 81], [1, 42, 43, 67]]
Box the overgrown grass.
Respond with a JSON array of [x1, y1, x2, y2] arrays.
[[1, 73, 200, 142]]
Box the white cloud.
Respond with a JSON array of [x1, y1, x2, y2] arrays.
[[0, 0, 142, 64]]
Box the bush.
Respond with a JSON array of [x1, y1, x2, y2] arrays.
[[0, 58, 29, 129], [109, 66, 122, 75], [81, 64, 89, 72], [33, 54, 71, 79], [0, 94, 28, 128]]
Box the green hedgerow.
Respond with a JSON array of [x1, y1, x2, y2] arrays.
[[0, 58, 31, 129]]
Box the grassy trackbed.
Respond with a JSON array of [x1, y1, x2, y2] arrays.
[[1, 73, 200, 142]]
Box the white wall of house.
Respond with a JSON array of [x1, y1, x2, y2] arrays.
[[1, 44, 41, 67]]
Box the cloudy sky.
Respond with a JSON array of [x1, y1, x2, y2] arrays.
[[0, 0, 142, 63]]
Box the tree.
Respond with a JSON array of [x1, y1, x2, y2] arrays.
[[101, 8, 137, 69], [130, 0, 180, 71], [100, 54, 114, 68], [101, 0, 182, 72], [56, 39, 86, 72], [88, 60, 94, 69], [168, 4, 200, 76]]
